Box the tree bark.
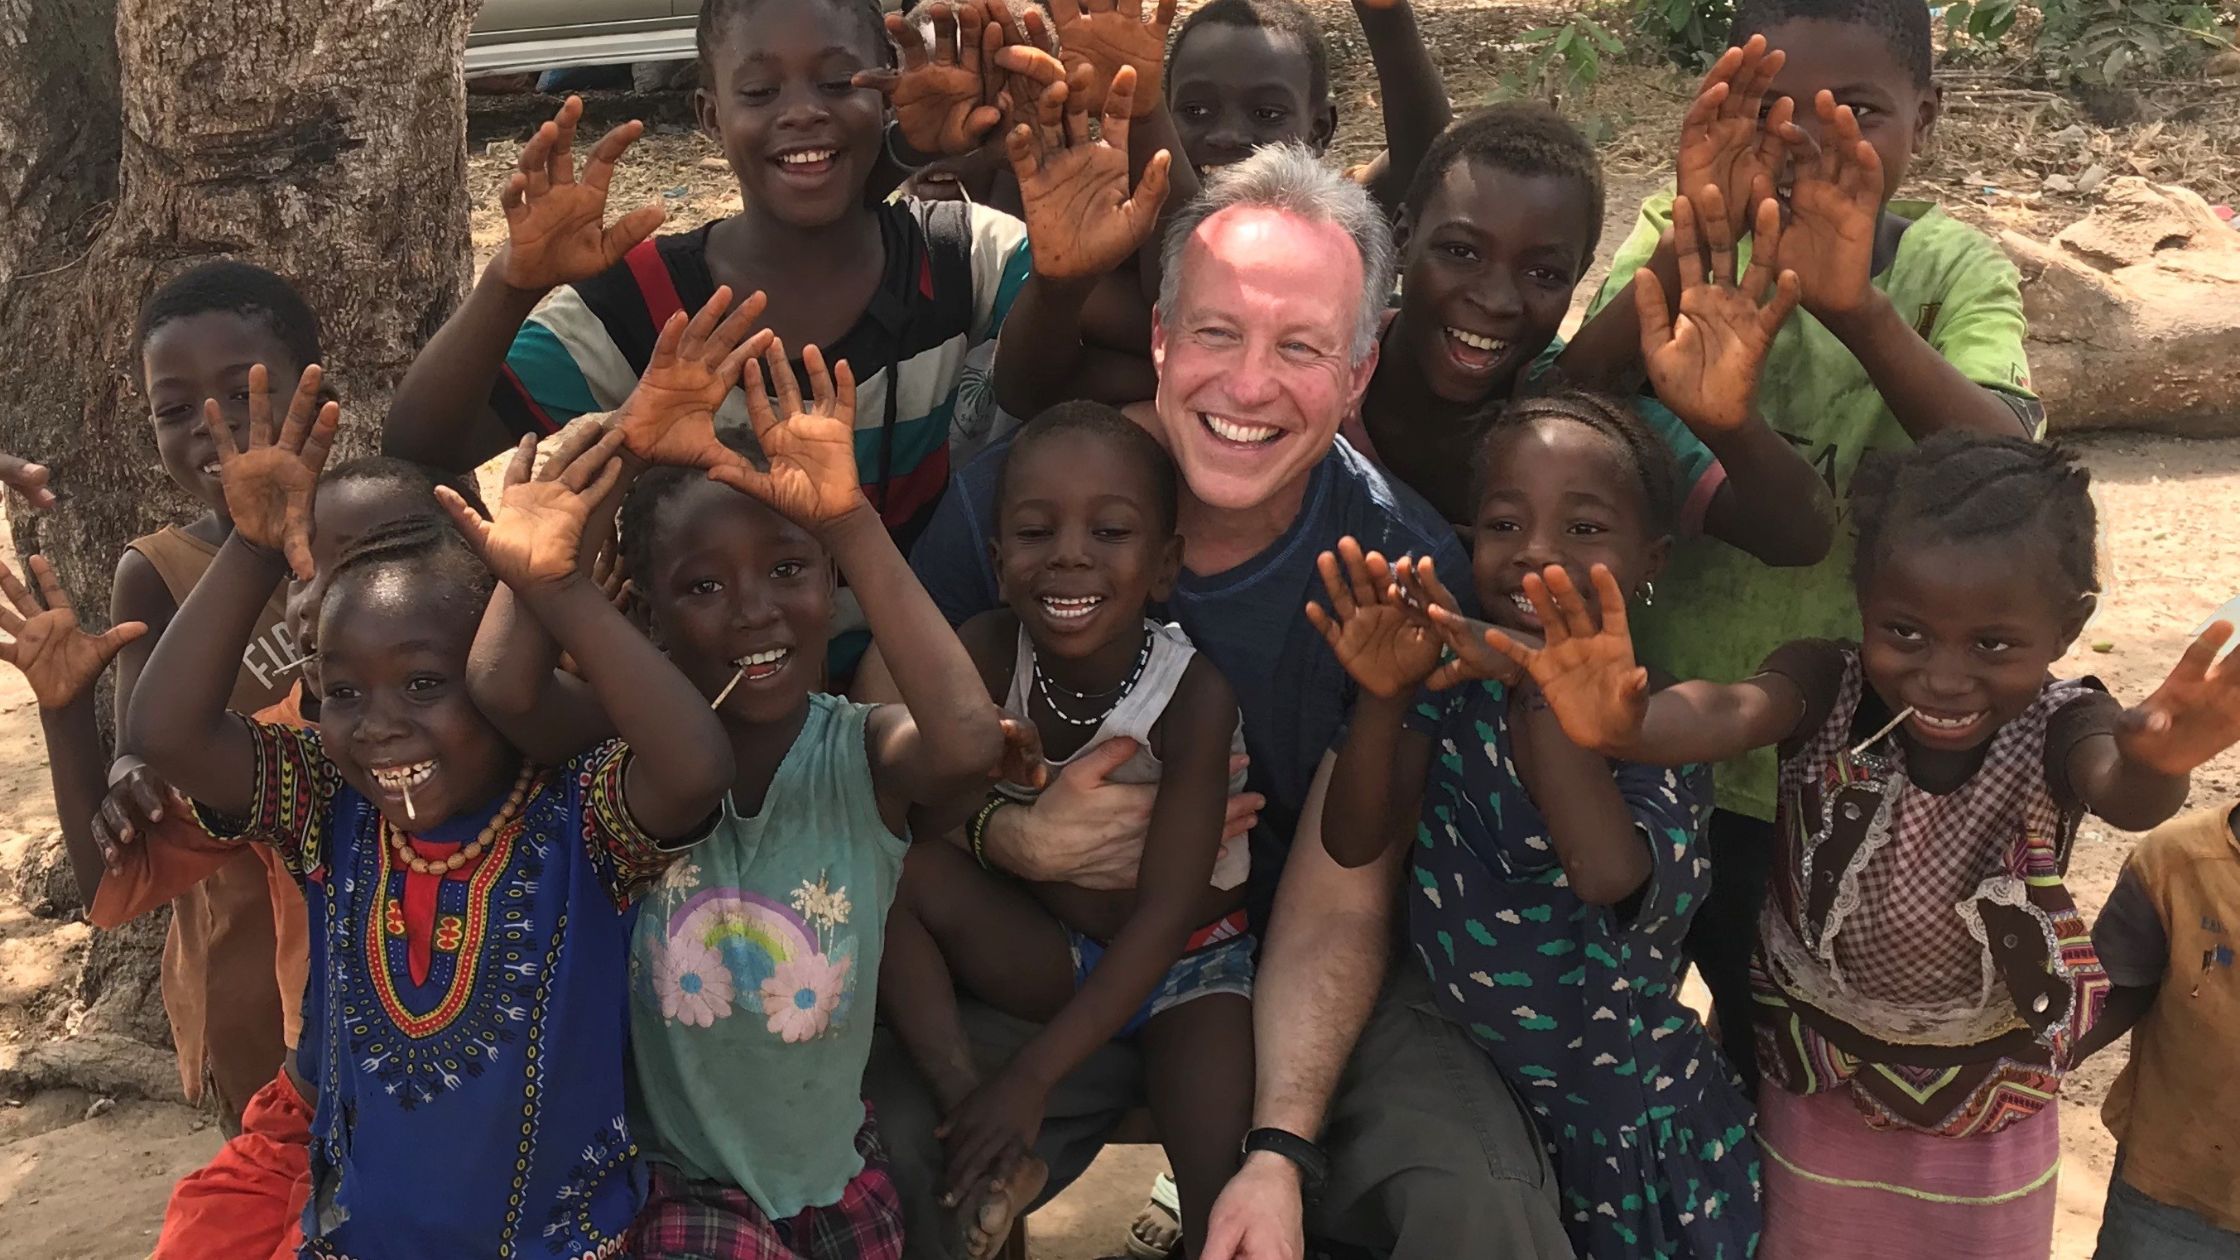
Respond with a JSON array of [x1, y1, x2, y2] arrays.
[[0, 0, 477, 1064]]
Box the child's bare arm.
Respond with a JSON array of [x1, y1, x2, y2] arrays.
[[1304, 540, 1445, 867], [1636, 190, 1833, 567], [2065, 622, 2240, 832], [1485, 564, 1807, 765], [385, 97, 667, 471], [130, 366, 338, 817], [1354, 0, 1449, 213], [1507, 694, 1652, 906], [440, 428, 730, 839]]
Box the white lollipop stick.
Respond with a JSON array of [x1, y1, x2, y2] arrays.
[[1850, 705, 1917, 758], [402, 778, 417, 824], [710, 664, 747, 710]]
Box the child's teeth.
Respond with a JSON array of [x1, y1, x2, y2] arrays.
[[1041, 596, 1102, 620], [778, 149, 834, 165], [1447, 328, 1509, 353], [735, 648, 789, 667], [1916, 711, 1983, 730], [1510, 593, 1536, 614], [1204, 414, 1280, 444], [373, 761, 436, 789]]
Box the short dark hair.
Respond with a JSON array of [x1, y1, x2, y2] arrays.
[[698, 0, 893, 71], [618, 464, 704, 589], [1473, 389, 1681, 535], [133, 260, 323, 378], [320, 516, 494, 633], [1401, 104, 1606, 265], [999, 402, 1179, 535], [324, 455, 488, 520], [1729, 0, 1934, 89], [1851, 432, 2098, 600], [1167, 0, 1331, 110]]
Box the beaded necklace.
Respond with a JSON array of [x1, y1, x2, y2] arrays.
[[385, 764, 536, 876], [1032, 628, 1154, 729]]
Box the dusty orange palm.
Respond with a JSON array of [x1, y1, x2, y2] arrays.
[[1305, 539, 1440, 699], [1675, 36, 1790, 239], [859, 5, 1006, 157], [497, 96, 668, 292], [441, 428, 630, 594], [211, 363, 340, 580], [1483, 566, 1651, 757], [1778, 93, 1884, 318], [1050, 0, 1176, 115], [612, 286, 772, 472], [1636, 189, 1800, 436], [709, 341, 869, 528], [1002, 56, 1171, 280], [0, 556, 145, 710], [2116, 621, 2240, 776]]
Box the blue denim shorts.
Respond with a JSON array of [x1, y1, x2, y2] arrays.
[[2096, 1167, 2240, 1260], [1068, 912, 1255, 1038]]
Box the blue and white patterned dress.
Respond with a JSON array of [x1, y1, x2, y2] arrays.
[[1406, 679, 1762, 1259]]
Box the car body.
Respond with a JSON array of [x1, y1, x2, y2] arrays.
[[467, 0, 703, 75]]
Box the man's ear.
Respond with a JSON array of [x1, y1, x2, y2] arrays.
[[1150, 307, 1167, 372]]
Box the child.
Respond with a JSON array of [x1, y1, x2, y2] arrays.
[[1164, 0, 1336, 175], [126, 366, 735, 1257], [874, 402, 1249, 1260], [385, 0, 1034, 681], [1308, 388, 1762, 1259], [1564, 0, 2045, 1084], [2080, 800, 2240, 1257], [1483, 435, 2240, 1258], [65, 260, 329, 1131]]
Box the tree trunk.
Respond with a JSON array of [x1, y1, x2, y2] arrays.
[[0, 0, 477, 1067]]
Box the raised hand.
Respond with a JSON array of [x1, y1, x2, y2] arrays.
[[1778, 92, 1884, 319], [2114, 621, 2240, 777], [211, 363, 340, 580], [1635, 187, 1802, 436], [1676, 35, 1791, 239], [1002, 55, 1172, 280], [1304, 538, 1441, 700], [439, 427, 631, 594], [1480, 565, 1651, 758], [1393, 555, 1528, 691], [858, 3, 1006, 158], [609, 285, 773, 471], [495, 96, 668, 293], [0, 452, 56, 511], [0, 556, 146, 710], [1050, 0, 1177, 116], [707, 340, 870, 529]]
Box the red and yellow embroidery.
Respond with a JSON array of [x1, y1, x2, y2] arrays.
[[366, 810, 526, 1040]]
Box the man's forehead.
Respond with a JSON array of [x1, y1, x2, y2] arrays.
[[1179, 206, 1362, 304]]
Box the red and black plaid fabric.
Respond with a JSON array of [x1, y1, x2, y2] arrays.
[[629, 1115, 905, 1260]]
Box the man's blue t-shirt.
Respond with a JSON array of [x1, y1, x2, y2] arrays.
[[909, 434, 1473, 915]]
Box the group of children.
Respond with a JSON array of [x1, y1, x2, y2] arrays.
[[7, 0, 2240, 1257]]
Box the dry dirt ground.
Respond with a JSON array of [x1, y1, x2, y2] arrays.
[[7, 2, 2240, 1256]]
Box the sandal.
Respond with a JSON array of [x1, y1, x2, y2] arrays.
[[1122, 1172, 1182, 1260]]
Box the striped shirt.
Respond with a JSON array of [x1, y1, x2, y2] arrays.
[[492, 199, 1031, 677]]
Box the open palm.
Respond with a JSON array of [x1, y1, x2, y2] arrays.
[[441, 428, 630, 593], [2115, 621, 2240, 777], [1484, 566, 1651, 757], [859, 5, 1004, 157], [1637, 190, 1800, 435], [0, 556, 145, 710], [1003, 56, 1170, 280], [498, 96, 668, 292], [213, 363, 341, 580], [1779, 94, 1883, 318], [1675, 36, 1789, 239], [1305, 539, 1439, 699], [613, 286, 771, 472], [1051, 0, 1176, 115], [710, 341, 869, 528]]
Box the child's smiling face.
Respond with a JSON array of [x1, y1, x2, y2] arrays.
[[1856, 539, 2090, 755], [696, 0, 888, 229], [1396, 159, 1593, 404], [640, 477, 834, 725], [994, 428, 1180, 662], [1470, 415, 1667, 636], [142, 312, 304, 517], [317, 569, 515, 831], [1758, 17, 1937, 211], [1167, 24, 1332, 173]]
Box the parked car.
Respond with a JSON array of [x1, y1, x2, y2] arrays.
[[467, 0, 703, 75]]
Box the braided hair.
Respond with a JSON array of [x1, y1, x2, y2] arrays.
[[1473, 389, 1682, 535], [1851, 432, 2098, 599], [618, 465, 706, 595], [320, 516, 494, 632]]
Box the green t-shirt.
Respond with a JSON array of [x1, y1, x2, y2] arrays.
[[627, 693, 908, 1216], [1585, 191, 2038, 819]]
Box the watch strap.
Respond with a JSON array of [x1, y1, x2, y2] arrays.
[[1242, 1126, 1328, 1192]]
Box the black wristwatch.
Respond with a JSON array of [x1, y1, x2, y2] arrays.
[[1242, 1127, 1329, 1194]]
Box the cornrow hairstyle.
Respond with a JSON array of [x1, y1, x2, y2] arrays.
[[1167, 0, 1331, 110], [1850, 432, 2098, 600], [1401, 104, 1606, 267], [698, 0, 894, 72], [1728, 0, 1933, 89], [133, 260, 323, 381], [320, 515, 495, 631], [323, 455, 490, 521], [618, 464, 707, 592], [999, 402, 1180, 535], [1473, 389, 1682, 536]]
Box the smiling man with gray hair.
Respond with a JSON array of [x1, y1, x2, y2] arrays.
[[863, 144, 1573, 1259]]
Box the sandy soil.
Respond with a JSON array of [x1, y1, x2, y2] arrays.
[[6, 3, 2240, 1255]]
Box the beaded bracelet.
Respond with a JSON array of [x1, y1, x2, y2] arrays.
[[967, 793, 1012, 871]]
